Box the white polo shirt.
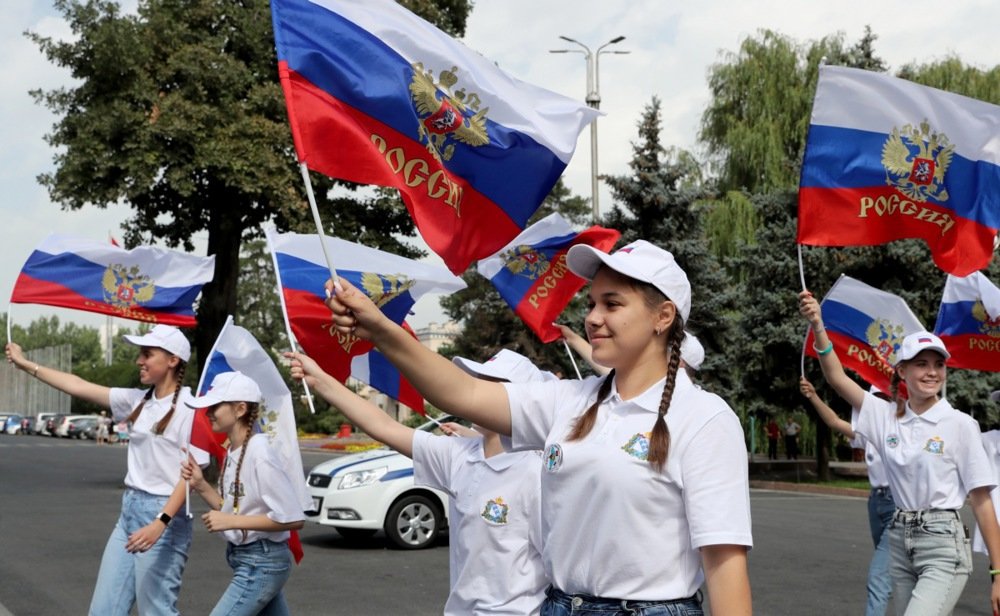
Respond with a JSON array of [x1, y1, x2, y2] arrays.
[[217, 434, 305, 545], [109, 386, 206, 496], [504, 369, 752, 601], [412, 431, 545, 616], [854, 393, 994, 511], [850, 408, 888, 489], [973, 430, 1000, 555]]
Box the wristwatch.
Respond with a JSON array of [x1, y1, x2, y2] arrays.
[[155, 511, 172, 526]]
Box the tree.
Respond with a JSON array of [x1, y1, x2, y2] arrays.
[[29, 0, 471, 372], [438, 178, 593, 376], [603, 98, 741, 404]]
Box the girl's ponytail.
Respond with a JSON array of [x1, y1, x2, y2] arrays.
[[647, 317, 685, 472]]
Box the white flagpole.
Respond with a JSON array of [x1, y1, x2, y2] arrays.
[[264, 227, 318, 414], [562, 339, 583, 379], [299, 163, 340, 285], [797, 244, 807, 292], [6, 304, 12, 345]]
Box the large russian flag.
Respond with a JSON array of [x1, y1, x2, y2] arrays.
[[269, 0, 599, 274], [477, 213, 620, 342], [933, 271, 1000, 371], [264, 228, 463, 409], [10, 235, 215, 327], [798, 65, 1000, 276], [806, 275, 924, 392], [349, 323, 425, 414]]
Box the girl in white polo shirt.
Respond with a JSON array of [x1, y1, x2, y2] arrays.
[[800, 291, 1000, 614], [325, 240, 754, 615], [286, 349, 548, 616], [180, 371, 304, 616], [6, 325, 204, 616]]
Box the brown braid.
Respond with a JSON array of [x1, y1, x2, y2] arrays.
[[221, 402, 260, 518], [125, 387, 155, 425], [648, 317, 685, 472], [889, 370, 906, 418], [567, 370, 616, 442], [153, 362, 186, 435]]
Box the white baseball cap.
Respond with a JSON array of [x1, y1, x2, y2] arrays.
[[186, 372, 262, 408], [895, 331, 950, 366], [453, 349, 558, 383], [566, 240, 691, 322], [990, 390, 1000, 403], [680, 332, 704, 371], [122, 324, 191, 362]]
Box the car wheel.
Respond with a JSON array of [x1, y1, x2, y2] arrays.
[[334, 527, 377, 541], [384, 494, 441, 550]]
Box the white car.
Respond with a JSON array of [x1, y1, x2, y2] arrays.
[[53, 415, 95, 438], [34, 413, 59, 436], [305, 417, 458, 550]]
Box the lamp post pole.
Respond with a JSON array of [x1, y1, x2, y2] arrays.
[[551, 35, 628, 223]]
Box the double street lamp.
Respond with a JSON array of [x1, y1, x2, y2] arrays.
[[551, 35, 629, 222]]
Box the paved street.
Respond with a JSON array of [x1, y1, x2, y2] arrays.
[[0, 435, 992, 615]]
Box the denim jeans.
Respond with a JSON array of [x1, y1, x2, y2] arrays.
[[888, 509, 971, 616], [865, 487, 895, 616], [210, 539, 293, 616], [541, 586, 702, 616], [89, 489, 193, 616]]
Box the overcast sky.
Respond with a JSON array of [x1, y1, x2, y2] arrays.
[[5, 0, 1000, 334]]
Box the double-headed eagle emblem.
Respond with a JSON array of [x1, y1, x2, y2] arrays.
[[409, 62, 490, 164], [972, 300, 1000, 338], [326, 273, 416, 354], [865, 318, 906, 365], [501, 245, 549, 280], [102, 264, 155, 312], [881, 120, 953, 203]]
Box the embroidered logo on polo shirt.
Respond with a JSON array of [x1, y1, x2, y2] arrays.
[[621, 432, 651, 460], [545, 443, 563, 472], [481, 497, 509, 525], [886, 435, 900, 449], [924, 436, 945, 455]]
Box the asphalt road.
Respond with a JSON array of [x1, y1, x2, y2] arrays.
[[0, 435, 993, 615]]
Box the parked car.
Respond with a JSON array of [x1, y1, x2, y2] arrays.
[[53, 415, 94, 438], [67, 416, 99, 439], [45, 414, 65, 437], [305, 416, 462, 550], [0, 415, 11, 435], [34, 413, 59, 436], [4, 414, 26, 435]]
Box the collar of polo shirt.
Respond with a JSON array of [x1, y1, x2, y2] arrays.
[[898, 398, 951, 424], [605, 369, 694, 412]]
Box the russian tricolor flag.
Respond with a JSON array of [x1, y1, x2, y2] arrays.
[[933, 271, 1000, 372], [10, 234, 214, 327], [264, 228, 463, 410], [798, 66, 1000, 276], [806, 275, 924, 392], [349, 324, 425, 414], [270, 0, 599, 274], [477, 213, 620, 342]]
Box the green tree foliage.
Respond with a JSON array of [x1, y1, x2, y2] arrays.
[[438, 178, 593, 377], [29, 0, 469, 371], [898, 56, 1000, 105], [603, 98, 740, 404]]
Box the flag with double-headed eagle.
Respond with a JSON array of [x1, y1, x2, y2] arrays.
[[933, 271, 1000, 372], [805, 274, 925, 392], [264, 228, 464, 412], [10, 234, 214, 327], [798, 65, 1000, 276], [269, 0, 600, 274], [477, 213, 620, 342]]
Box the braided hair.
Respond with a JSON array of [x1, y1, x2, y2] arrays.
[[567, 276, 685, 472], [220, 402, 261, 517], [889, 370, 906, 419], [126, 360, 186, 435]]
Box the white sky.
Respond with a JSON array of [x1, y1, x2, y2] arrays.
[[4, 0, 1000, 334]]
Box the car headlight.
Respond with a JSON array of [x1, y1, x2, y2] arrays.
[[338, 467, 388, 490]]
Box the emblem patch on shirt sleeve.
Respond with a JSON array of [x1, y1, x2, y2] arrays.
[[621, 432, 652, 460], [545, 443, 563, 472], [923, 436, 945, 455], [481, 497, 510, 525]]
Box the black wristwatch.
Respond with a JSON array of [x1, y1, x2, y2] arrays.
[[155, 511, 172, 526]]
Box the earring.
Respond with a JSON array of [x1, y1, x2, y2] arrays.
[[654, 327, 662, 335]]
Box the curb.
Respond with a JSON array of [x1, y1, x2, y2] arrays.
[[750, 480, 869, 498]]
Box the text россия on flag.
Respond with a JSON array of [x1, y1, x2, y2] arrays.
[[270, 0, 600, 274], [798, 65, 1000, 276]]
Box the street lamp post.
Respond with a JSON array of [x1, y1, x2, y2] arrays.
[[551, 35, 629, 222]]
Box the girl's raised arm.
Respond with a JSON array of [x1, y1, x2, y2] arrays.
[[798, 291, 865, 410], [6, 342, 111, 408]]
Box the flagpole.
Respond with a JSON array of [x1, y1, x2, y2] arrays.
[[6, 304, 12, 345], [264, 227, 318, 414], [298, 163, 340, 285], [562, 339, 583, 379], [797, 244, 807, 292], [800, 326, 809, 377]]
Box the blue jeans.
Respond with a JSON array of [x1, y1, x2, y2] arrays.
[[888, 509, 972, 616], [210, 539, 293, 616], [541, 586, 702, 615], [865, 487, 895, 616], [89, 489, 193, 616]]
